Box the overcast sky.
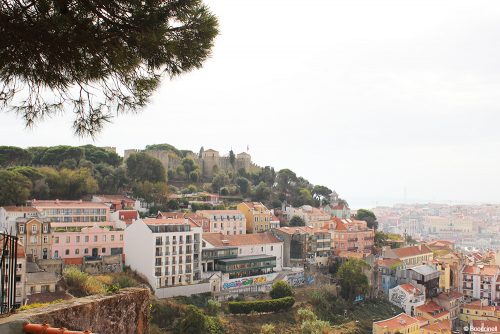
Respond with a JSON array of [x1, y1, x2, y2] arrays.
[[1, 0, 500, 208]]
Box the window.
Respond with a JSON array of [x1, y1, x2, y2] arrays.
[[43, 224, 48, 233], [66, 236, 70, 243], [54, 250, 59, 258], [84, 248, 89, 254], [54, 237, 59, 244], [32, 224, 37, 233], [19, 224, 25, 233], [101, 248, 106, 254], [111, 235, 115, 241], [65, 249, 69, 255], [43, 236, 48, 244], [271, 246, 274, 251], [76, 236, 80, 243], [85, 236, 89, 242], [102, 235, 107, 242], [94, 235, 98, 242], [119, 235, 123, 241], [75, 249, 80, 255]]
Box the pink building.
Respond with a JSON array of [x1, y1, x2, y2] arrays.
[[326, 218, 375, 254], [51, 222, 124, 264], [30, 199, 110, 223]]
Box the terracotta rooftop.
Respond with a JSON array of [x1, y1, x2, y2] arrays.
[[390, 244, 433, 258], [197, 210, 244, 215], [1, 206, 39, 212], [373, 313, 419, 329], [416, 301, 449, 318], [399, 283, 422, 295], [462, 301, 497, 312], [377, 258, 402, 268], [435, 291, 463, 301], [240, 202, 269, 211], [463, 265, 499, 276], [471, 320, 500, 333], [203, 231, 281, 247], [421, 320, 451, 333]]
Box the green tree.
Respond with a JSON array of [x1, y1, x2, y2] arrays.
[[189, 170, 200, 183], [182, 157, 198, 176], [270, 281, 293, 299], [374, 231, 389, 248], [0, 146, 32, 167], [229, 150, 236, 167], [0, 169, 32, 205], [291, 188, 314, 207], [252, 181, 271, 202], [276, 169, 297, 198], [289, 215, 305, 227], [355, 209, 378, 230], [235, 177, 250, 194], [211, 173, 229, 193], [337, 259, 370, 300], [312, 185, 332, 206], [132, 181, 168, 207], [126, 152, 166, 183], [1, 1, 219, 136], [179, 305, 207, 334]]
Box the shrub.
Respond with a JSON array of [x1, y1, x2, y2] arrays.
[[270, 280, 293, 299], [205, 316, 224, 334], [84, 276, 107, 295], [113, 274, 139, 288], [301, 319, 331, 334], [18, 299, 64, 311], [206, 299, 221, 316], [261, 324, 276, 334], [228, 296, 295, 314], [297, 308, 317, 323]]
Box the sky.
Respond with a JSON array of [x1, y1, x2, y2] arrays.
[[1, 0, 500, 208]]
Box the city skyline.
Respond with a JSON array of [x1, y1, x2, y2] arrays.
[[1, 0, 500, 207]]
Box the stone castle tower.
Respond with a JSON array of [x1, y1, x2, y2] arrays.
[[124, 147, 259, 179]]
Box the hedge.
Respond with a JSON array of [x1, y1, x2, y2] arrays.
[[228, 296, 295, 314]]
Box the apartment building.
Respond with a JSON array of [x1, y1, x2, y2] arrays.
[[124, 218, 202, 296], [388, 283, 425, 316], [328, 218, 374, 254], [272, 226, 331, 267], [461, 264, 500, 303], [30, 199, 110, 223], [202, 232, 283, 272], [433, 291, 464, 329], [285, 205, 330, 228], [0, 206, 40, 233], [373, 313, 420, 334], [324, 203, 350, 219], [51, 222, 124, 264], [197, 210, 246, 235], [459, 300, 499, 323], [415, 301, 451, 325], [383, 244, 434, 268], [15, 218, 51, 260], [237, 202, 272, 233]]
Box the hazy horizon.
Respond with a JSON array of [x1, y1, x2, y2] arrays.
[[2, 0, 500, 207]]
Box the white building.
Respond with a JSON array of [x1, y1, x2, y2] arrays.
[[202, 232, 283, 271], [124, 218, 203, 297], [389, 283, 426, 316], [0, 206, 40, 234], [197, 210, 246, 235], [285, 205, 330, 228]]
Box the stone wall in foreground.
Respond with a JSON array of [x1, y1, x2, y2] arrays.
[[0, 288, 150, 334]]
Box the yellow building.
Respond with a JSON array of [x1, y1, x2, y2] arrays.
[[373, 313, 420, 334], [15, 218, 51, 260], [415, 302, 451, 325], [459, 301, 499, 323], [237, 202, 272, 233], [421, 320, 452, 334]]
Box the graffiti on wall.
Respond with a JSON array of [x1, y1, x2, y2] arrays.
[[286, 271, 305, 287], [389, 288, 407, 309], [222, 273, 277, 290]]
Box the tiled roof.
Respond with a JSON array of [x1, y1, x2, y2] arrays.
[[202, 231, 281, 247], [421, 320, 451, 333], [390, 244, 433, 258], [197, 210, 243, 215], [373, 313, 419, 329], [158, 212, 184, 219], [241, 202, 269, 211], [399, 283, 421, 295], [416, 301, 448, 318], [118, 210, 138, 220], [462, 265, 499, 276], [471, 320, 500, 333], [377, 258, 401, 267], [462, 301, 496, 312], [1, 206, 39, 212], [435, 291, 463, 301]]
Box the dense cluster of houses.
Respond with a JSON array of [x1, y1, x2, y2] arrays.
[[374, 240, 500, 334], [2, 194, 499, 334]]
